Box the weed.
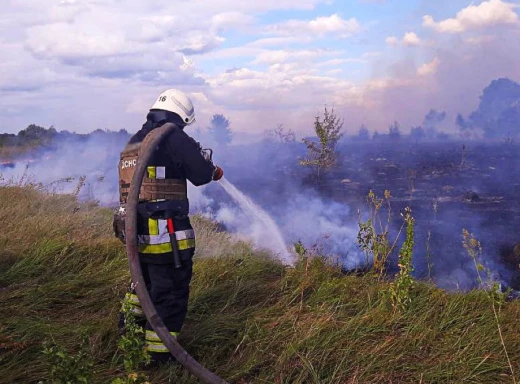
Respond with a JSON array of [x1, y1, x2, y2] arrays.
[[42, 335, 94, 384], [425, 198, 438, 281], [111, 290, 150, 384], [72, 175, 87, 197], [356, 190, 394, 277], [407, 169, 417, 198], [463, 229, 516, 384], [460, 144, 467, 169], [388, 207, 415, 312], [294, 240, 307, 261], [462, 229, 488, 287]]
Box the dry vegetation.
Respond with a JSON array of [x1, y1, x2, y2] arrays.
[[1, 185, 520, 383]]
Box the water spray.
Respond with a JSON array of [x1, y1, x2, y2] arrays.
[[217, 177, 296, 266]]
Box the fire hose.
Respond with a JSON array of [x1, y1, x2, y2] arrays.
[[124, 122, 229, 384]]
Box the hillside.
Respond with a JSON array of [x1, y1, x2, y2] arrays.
[[1, 185, 520, 383]]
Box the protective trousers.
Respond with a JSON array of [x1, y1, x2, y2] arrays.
[[121, 257, 194, 362]]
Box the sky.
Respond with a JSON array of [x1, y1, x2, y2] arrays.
[[0, 0, 519, 138]]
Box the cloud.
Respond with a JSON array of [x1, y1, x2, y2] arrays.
[[402, 32, 421, 46], [211, 12, 256, 31], [386, 32, 421, 46], [177, 0, 327, 13], [362, 51, 382, 58], [0, 44, 59, 93], [1, 0, 520, 139], [363, 25, 520, 133], [247, 37, 306, 47], [464, 35, 497, 45], [251, 48, 342, 65], [266, 14, 361, 38], [25, 23, 140, 60], [417, 57, 440, 76], [423, 0, 519, 33], [189, 61, 371, 136], [385, 36, 399, 46], [317, 57, 367, 66], [14, 2, 266, 81], [177, 34, 227, 55]]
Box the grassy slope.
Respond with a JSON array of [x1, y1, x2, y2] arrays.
[[1, 186, 520, 384]]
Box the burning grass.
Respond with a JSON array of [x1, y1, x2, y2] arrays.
[[1, 185, 520, 383]]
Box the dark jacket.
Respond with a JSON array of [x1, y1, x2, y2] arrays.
[[129, 110, 215, 264], [129, 109, 216, 187]]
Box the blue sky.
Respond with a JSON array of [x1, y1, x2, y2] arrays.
[[0, 0, 519, 137]]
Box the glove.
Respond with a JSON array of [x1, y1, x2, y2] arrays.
[[212, 166, 224, 181], [112, 210, 126, 244]]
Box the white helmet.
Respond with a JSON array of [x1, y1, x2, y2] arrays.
[[150, 89, 196, 125]]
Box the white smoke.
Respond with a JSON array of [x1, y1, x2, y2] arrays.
[[0, 132, 366, 270], [276, 194, 363, 269], [0, 135, 121, 204]]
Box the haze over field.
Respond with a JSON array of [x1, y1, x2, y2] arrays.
[[1, 0, 520, 294], [1, 0, 519, 137]]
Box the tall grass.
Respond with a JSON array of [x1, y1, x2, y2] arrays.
[[1, 185, 520, 383]]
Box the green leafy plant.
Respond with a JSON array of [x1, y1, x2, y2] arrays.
[[112, 292, 150, 384], [42, 335, 94, 384], [357, 190, 393, 276], [389, 207, 415, 312], [294, 240, 307, 261]]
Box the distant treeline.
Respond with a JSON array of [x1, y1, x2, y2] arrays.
[[0, 124, 130, 149], [0, 112, 233, 152]]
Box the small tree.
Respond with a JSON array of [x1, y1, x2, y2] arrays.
[[208, 113, 232, 146], [300, 105, 344, 182], [388, 121, 401, 141], [266, 123, 296, 143], [356, 124, 370, 141], [409, 126, 426, 143]]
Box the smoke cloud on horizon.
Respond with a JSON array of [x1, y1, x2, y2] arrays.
[[1, 106, 519, 293]]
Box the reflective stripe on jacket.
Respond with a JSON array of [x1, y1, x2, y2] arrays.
[[137, 218, 195, 254]]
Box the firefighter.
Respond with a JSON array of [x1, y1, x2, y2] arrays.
[[114, 89, 224, 365]]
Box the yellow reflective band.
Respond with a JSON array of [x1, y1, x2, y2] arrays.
[[148, 218, 159, 236], [147, 166, 156, 179], [146, 330, 178, 342], [146, 341, 166, 347], [145, 344, 169, 353], [138, 242, 172, 254], [146, 330, 161, 341], [178, 238, 195, 251], [138, 240, 194, 253]]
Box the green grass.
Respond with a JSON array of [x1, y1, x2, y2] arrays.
[[1, 185, 520, 383]]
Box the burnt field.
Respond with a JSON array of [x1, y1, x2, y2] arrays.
[[216, 139, 520, 292], [1, 138, 519, 292], [337, 141, 520, 289]]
